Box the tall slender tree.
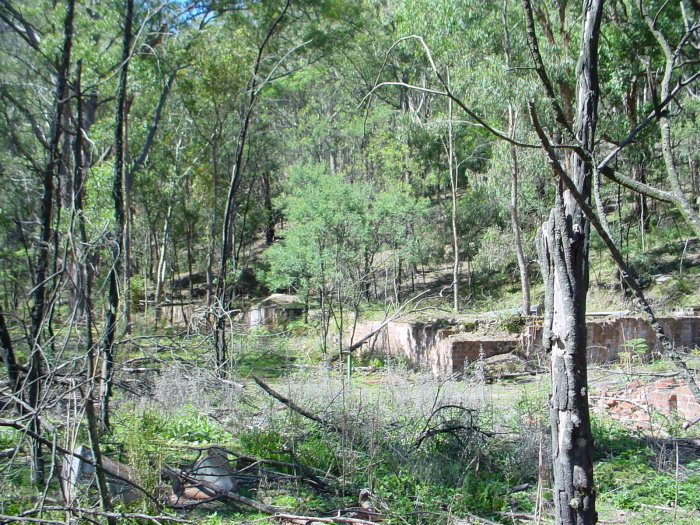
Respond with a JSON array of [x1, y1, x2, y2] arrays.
[[100, 0, 133, 431]]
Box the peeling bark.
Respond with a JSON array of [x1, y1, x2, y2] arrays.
[[532, 1, 603, 523]]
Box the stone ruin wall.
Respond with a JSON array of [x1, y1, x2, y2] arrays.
[[523, 316, 700, 362], [353, 316, 700, 376], [593, 377, 700, 425], [352, 321, 519, 376], [351, 321, 444, 373]]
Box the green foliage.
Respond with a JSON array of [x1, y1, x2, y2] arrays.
[[113, 403, 233, 461], [596, 453, 700, 511], [261, 163, 429, 302], [497, 314, 525, 334], [376, 468, 508, 521]]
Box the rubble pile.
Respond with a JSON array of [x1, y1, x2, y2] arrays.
[[593, 378, 700, 430]]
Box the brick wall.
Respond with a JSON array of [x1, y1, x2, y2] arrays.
[[523, 316, 700, 363]]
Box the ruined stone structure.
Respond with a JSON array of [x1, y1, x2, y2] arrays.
[[245, 293, 304, 328], [352, 315, 700, 376], [523, 315, 700, 362], [351, 320, 518, 376], [593, 377, 700, 426]]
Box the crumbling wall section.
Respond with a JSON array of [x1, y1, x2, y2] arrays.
[[354, 315, 700, 375], [523, 316, 700, 363], [352, 321, 520, 375]]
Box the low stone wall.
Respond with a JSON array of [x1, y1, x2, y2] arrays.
[[439, 335, 520, 374], [523, 316, 700, 363], [351, 321, 520, 376], [353, 315, 700, 375], [351, 320, 445, 373]]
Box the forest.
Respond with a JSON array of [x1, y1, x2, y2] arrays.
[[1, 0, 699, 524]]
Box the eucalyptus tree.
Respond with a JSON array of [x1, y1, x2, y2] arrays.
[[387, 0, 538, 310], [525, 1, 603, 520], [176, 0, 369, 370], [596, 0, 700, 239], [261, 163, 429, 351]]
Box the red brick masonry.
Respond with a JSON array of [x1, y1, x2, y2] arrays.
[[593, 378, 700, 427]]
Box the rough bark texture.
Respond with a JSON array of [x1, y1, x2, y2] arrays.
[[101, 0, 133, 431], [535, 1, 603, 523], [530, 103, 700, 424]]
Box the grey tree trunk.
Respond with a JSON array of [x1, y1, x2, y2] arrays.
[[535, 1, 603, 523], [641, 4, 700, 237], [447, 77, 459, 312], [507, 105, 530, 316]]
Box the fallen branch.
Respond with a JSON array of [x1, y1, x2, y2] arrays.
[[0, 447, 16, 460], [162, 464, 281, 514], [252, 376, 341, 432], [682, 413, 700, 430], [495, 510, 537, 519], [0, 515, 65, 525], [490, 369, 546, 380], [228, 449, 337, 480], [273, 513, 378, 525], [19, 506, 196, 524], [454, 512, 503, 525]]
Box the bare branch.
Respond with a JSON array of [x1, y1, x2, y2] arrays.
[[252, 376, 341, 432], [597, 72, 700, 172], [364, 35, 549, 149], [520, 0, 575, 136], [529, 102, 700, 413]]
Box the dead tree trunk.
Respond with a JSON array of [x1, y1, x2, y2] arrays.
[[101, 0, 133, 431], [25, 0, 75, 486], [532, 1, 603, 523]]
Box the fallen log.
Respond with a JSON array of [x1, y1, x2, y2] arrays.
[[162, 464, 281, 514], [273, 513, 378, 525]]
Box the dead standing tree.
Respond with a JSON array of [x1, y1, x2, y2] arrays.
[[370, 1, 699, 522], [525, 0, 602, 522], [100, 0, 133, 431], [28, 0, 74, 486], [369, 0, 603, 519]]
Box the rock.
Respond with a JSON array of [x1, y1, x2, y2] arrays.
[[60, 446, 141, 505]]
